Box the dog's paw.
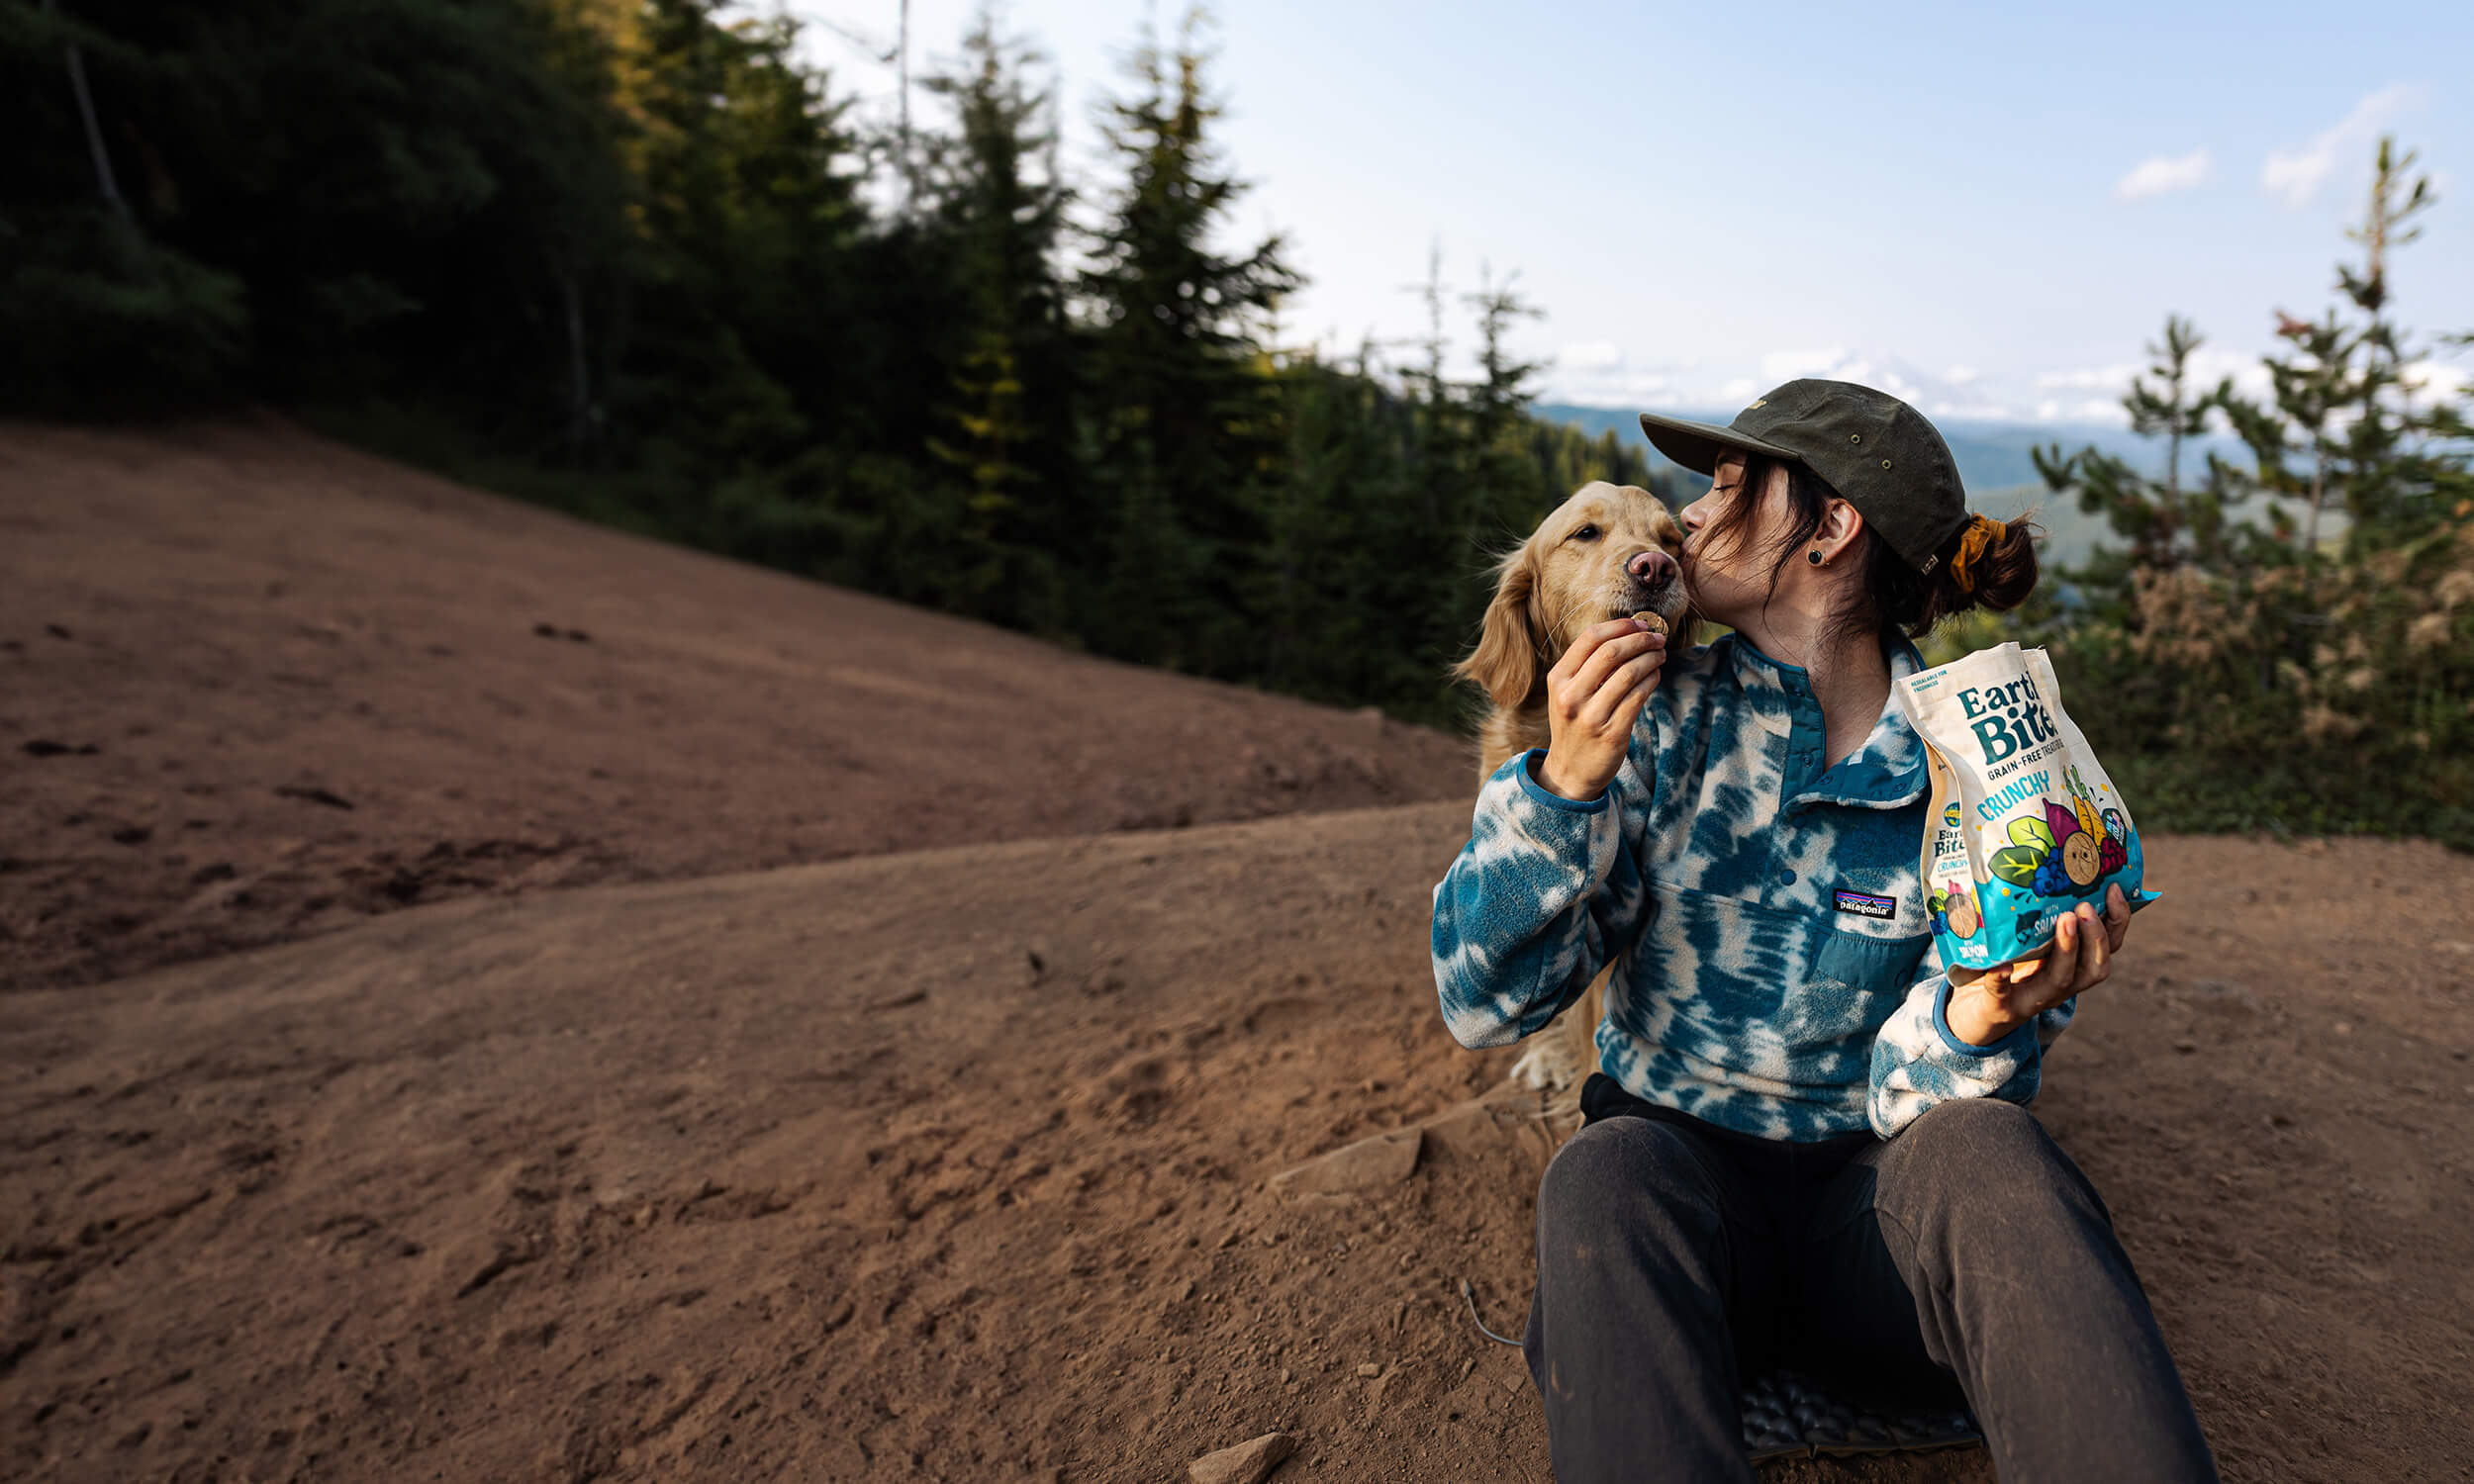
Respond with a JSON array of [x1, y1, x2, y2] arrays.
[[1506, 1042, 1577, 1092]]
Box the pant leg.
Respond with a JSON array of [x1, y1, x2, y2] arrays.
[[1793, 1097, 2221, 1484], [1522, 1115, 1776, 1484]]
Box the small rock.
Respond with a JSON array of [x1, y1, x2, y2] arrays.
[[2331, 1021, 2352, 1035], [274, 785, 355, 811], [2172, 1041, 2198, 1055], [1188, 1431, 1297, 1484], [1355, 1362, 1381, 1378], [1269, 1127, 1422, 1200], [22, 739, 99, 759]]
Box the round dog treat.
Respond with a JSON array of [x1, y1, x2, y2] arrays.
[[2061, 831, 2102, 888], [1947, 890, 1980, 939], [1632, 611, 1667, 635]]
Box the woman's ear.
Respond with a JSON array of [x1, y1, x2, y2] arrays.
[[1821, 498, 1867, 561], [1455, 541, 1548, 708]]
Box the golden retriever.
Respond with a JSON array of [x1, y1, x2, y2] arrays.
[[1453, 481, 1692, 1097]]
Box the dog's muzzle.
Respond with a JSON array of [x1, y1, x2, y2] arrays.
[[1611, 549, 1684, 621]]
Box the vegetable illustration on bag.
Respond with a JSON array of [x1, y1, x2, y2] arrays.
[[1896, 643, 2160, 970]]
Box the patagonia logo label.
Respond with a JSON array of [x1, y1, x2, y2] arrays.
[[1833, 887, 1897, 920]]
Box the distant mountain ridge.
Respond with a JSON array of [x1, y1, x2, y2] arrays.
[[1536, 401, 2260, 573], [1536, 402, 2248, 494]]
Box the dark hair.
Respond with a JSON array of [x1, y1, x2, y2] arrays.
[[1698, 454, 2041, 646]]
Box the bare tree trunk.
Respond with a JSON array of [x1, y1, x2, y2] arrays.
[[897, 0, 912, 205], [49, 0, 132, 228], [561, 269, 593, 455], [2303, 451, 2326, 557]]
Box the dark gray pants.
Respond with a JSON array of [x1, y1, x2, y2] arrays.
[[1524, 1091, 2220, 1483]]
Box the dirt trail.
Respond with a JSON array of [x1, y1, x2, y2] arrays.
[[3, 424, 2469, 1482]]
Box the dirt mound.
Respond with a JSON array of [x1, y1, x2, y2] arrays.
[[3, 423, 2470, 1482], [0, 419, 1473, 992]]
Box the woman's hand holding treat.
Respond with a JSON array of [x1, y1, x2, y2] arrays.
[[1536, 615, 1666, 801], [1945, 883, 2134, 1047]]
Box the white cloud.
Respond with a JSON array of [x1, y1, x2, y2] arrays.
[[2033, 363, 2141, 392], [2027, 346, 2270, 414], [2402, 359, 2470, 403], [2115, 147, 2212, 202], [1542, 368, 1674, 404], [2031, 397, 2130, 425], [1557, 340, 1624, 372], [1927, 399, 2019, 420], [1944, 365, 1980, 386], [2184, 344, 2273, 403], [1758, 348, 1848, 381], [1719, 378, 1759, 403], [2262, 84, 2422, 210]]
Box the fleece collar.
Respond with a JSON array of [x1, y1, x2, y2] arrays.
[[1724, 630, 1930, 811]]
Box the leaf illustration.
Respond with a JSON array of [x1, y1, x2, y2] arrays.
[[2007, 816, 2054, 853], [1991, 845, 2045, 885], [2043, 797, 2083, 843], [2074, 793, 2100, 841], [1929, 888, 1949, 914]]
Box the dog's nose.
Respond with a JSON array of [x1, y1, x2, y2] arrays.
[[1627, 549, 1677, 588]]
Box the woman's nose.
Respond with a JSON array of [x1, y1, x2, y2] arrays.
[[1627, 549, 1677, 587]]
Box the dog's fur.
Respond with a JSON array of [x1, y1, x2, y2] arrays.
[[1454, 482, 1693, 1099]]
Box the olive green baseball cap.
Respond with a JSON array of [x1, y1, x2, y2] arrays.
[[1638, 378, 1970, 574]]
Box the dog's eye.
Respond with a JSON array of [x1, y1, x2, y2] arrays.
[[1570, 524, 1600, 542]]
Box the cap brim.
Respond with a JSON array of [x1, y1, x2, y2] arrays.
[[1636, 410, 1803, 477]]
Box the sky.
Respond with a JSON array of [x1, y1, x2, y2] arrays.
[[775, 1, 2474, 425]]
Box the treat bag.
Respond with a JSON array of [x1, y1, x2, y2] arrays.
[[1895, 642, 2160, 971]]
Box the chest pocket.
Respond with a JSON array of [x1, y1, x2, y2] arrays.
[[1807, 864, 1932, 997]]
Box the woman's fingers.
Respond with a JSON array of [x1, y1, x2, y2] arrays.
[[1988, 896, 2122, 1021], [1552, 618, 1654, 692], [2074, 902, 2110, 989], [1564, 627, 1663, 709], [1577, 649, 1665, 730], [2102, 882, 2132, 952]]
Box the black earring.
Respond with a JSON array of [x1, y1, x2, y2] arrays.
[[1807, 549, 1824, 566]]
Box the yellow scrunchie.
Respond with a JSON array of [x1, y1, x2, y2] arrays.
[[1949, 514, 2007, 593]]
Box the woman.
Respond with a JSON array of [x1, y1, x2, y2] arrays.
[[1430, 379, 2219, 1482]]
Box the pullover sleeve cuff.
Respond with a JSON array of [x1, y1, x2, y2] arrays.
[[1932, 975, 2040, 1060], [1513, 748, 1611, 814]]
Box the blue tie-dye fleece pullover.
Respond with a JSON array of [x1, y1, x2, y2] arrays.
[[1431, 631, 2074, 1142]]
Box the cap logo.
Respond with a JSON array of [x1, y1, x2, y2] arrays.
[[1746, 399, 1767, 411]]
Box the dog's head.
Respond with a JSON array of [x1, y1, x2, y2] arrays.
[[1455, 481, 1692, 709]]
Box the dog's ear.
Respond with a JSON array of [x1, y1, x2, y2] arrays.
[[1455, 541, 1550, 708]]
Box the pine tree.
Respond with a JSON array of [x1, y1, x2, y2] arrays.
[[2031, 315, 2245, 618], [2220, 137, 2457, 562], [917, 9, 1075, 630], [1078, 8, 1299, 672]]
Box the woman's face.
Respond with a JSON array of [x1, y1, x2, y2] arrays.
[[1677, 454, 1793, 629]]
